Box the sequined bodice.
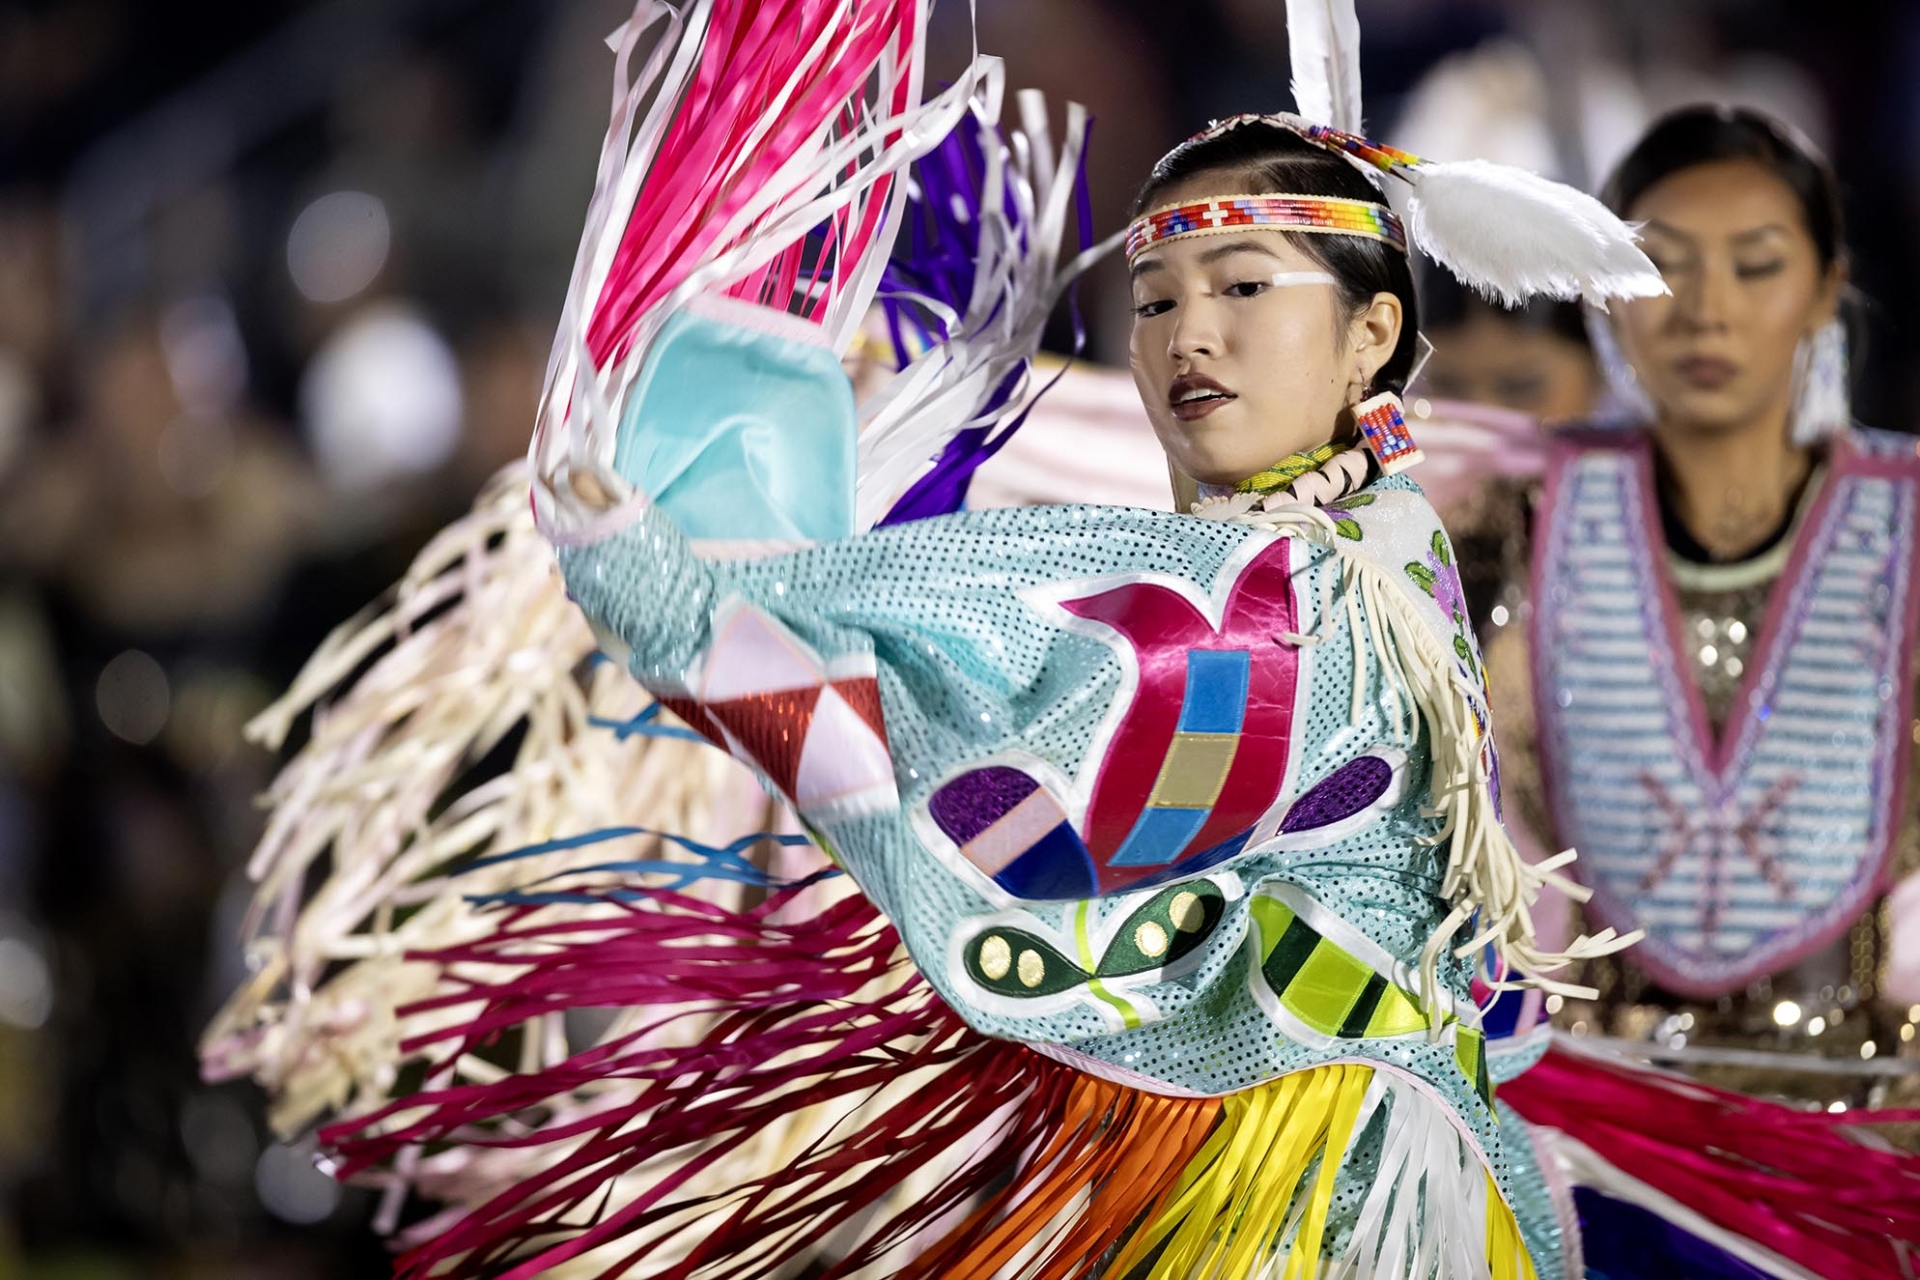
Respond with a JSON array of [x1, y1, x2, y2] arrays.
[[1676, 578, 1771, 733], [1473, 456, 1920, 1110]]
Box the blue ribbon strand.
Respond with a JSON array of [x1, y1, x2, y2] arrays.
[[461, 826, 826, 905], [588, 701, 709, 743], [1575, 1188, 1777, 1279]]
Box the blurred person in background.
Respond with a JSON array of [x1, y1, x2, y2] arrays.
[[279, 47, 487, 555], [1485, 105, 1920, 1114], [0, 196, 71, 788], [0, 12, 541, 1273], [1419, 274, 1602, 426], [0, 192, 69, 1270], [1416, 271, 1602, 635]]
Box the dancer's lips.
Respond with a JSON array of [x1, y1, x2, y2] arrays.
[[1675, 355, 1739, 391], [1170, 373, 1236, 421]]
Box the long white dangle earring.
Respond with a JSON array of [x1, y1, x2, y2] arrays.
[[1789, 317, 1850, 446]]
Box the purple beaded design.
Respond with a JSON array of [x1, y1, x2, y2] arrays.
[[928, 765, 1039, 843], [1279, 755, 1392, 833]]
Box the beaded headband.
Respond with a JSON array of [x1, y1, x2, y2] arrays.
[[1125, 114, 1417, 263], [1194, 113, 1426, 172], [1130, 99, 1663, 313], [1125, 192, 1406, 261]]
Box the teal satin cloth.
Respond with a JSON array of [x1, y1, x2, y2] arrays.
[[612, 308, 856, 544]]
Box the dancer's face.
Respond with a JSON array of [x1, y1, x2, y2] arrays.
[[1127, 174, 1401, 487], [1422, 310, 1601, 426], [1612, 159, 1840, 438]]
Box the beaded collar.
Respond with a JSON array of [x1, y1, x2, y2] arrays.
[[1234, 442, 1340, 495], [1190, 441, 1374, 517]]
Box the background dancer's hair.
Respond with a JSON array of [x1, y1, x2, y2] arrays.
[[1132, 122, 1422, 396], [1603, 104, 1845, 271]]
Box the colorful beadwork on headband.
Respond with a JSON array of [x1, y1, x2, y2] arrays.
[[1299, 122, 1424, 173], [1125, 193, 1406, 261], [1148, 110, 1667, 311], [1187, 113, 1426, 177]]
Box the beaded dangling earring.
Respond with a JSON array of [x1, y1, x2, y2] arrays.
[[1789, 318, 1849, 447], [1352, 390, 1424, 475]]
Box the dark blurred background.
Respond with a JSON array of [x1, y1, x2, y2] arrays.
[[2, 1, 1918, 1274]]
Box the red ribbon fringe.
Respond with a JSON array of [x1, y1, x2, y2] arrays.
[[1503, 1043, 1920, 1280], [321, 882, 1223, 1278]]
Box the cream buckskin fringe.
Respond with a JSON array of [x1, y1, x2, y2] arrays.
[[1211, 498, 1635, 1019], [201, 464, 906, 1274]]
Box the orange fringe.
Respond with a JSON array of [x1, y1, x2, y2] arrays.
[[901, 1070, 1223, 1279]]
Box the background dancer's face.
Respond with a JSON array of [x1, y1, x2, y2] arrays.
[[1418, 289, 1600, 426], [1613, 159, 1841, 438], [1126, 173, 1402, 487]]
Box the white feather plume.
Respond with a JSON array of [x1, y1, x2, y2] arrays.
[[1405, 158, 1668, 309], [1288, 0, 1364, 132]]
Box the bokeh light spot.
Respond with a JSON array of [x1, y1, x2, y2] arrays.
[[287, 190, 391, 304]]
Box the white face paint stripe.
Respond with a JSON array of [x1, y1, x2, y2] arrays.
[[1268, 271, 1339, 287]]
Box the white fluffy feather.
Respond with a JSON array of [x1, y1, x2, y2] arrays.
[[1288, 0, 1364, 132], [1406, 158, 1668, 308]]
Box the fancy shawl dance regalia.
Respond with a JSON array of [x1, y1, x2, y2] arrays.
[[202, 2, 1901, 1277]]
